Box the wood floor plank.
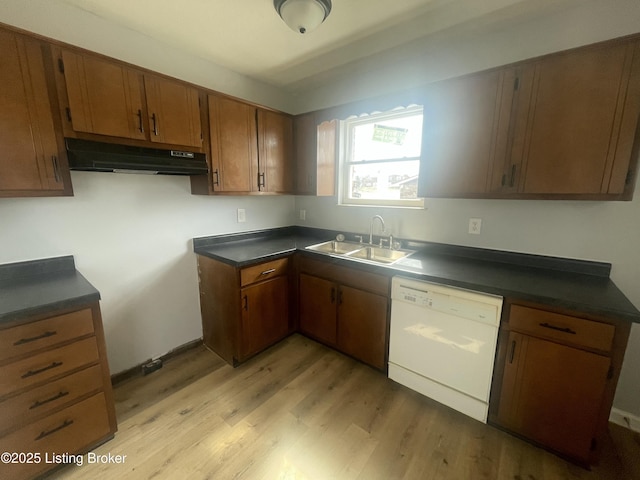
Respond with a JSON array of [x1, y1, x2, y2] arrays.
[[53, 334, 640, 480]]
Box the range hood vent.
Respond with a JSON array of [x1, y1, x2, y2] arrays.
[[65, 138, 208, 176]]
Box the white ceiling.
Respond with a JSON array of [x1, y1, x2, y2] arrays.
[[58, 0, 585, 93]]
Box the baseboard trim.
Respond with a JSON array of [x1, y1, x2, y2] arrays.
[[111, 337, 204, 385], [609, 407, 640, 433]]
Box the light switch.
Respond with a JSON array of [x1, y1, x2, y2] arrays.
[[237, 209, 246, 223]]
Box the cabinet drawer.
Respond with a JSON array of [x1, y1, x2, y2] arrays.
[[0, 392, 112, 480], [0, 337, 99, 398], [509, 305, 615, 352], [0, 364, 104, 434], [0, 309, 94, 362], [240, 257, 288, 287]]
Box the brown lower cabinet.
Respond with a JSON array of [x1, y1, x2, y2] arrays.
[[197, 255, 291, 366], [490, 302, 631, 465], [0, 303, 116, 480], [298, 256, 390, 370]]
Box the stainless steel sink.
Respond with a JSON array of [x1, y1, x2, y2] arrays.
[[305, 240, 363, 255], [346, 245, 415, 264], [305, 240, 415, 265]]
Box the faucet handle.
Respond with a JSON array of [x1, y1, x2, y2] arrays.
[[354, 234, 364, 243], [379, 238, 389, 248]]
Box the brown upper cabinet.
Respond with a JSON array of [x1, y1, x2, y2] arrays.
[[0, 29, 72, 197], [293, 112, 336, 196], [419, 69, 505, 196], [419, 37, 640, 200], [54, 48, 203, 150], [257, 109, 293, 194], [193, 94, 293, 195]]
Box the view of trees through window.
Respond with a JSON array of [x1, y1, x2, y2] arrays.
[[343, 107, 423, 207]]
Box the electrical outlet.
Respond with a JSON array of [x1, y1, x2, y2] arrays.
[[469, 218, 482, 234], [299, 209, 306, 221], [237, 208, 246, 223]]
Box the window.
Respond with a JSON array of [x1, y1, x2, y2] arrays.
[[340, 106, 424, 208]]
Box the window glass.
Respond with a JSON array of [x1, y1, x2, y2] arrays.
[[341, 107, 424, 207]]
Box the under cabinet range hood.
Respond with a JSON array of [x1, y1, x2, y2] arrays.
[[65, 138, 208, 175]]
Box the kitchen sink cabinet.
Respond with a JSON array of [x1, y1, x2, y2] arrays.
[[0, 303, 116, 480], [0, 29, 72, 197], [197, 255, 291, 366], [298, 256, 390, 370], [490, 302, 631, 465], [299, 273, 337, 345], [293, 113, 336, 196], [53, 47, 203, 150]]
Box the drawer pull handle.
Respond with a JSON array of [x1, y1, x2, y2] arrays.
[[243, 295, 248, 311], [30, 391, 70, 409], [260, 268, 276, 275], [539, 322, 577, 335], [21, 361, 63, 379], [330, 287, 336, 304], [35, 419, 74, 441], [14, 330, 57, 346]]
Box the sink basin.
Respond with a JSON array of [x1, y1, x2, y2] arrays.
[[306, 240, 363, 255], [306, 240, 415, 265], [346, 246, 415, 264]]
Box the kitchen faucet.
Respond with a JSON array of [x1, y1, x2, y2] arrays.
[[369, 215, 386, 245]]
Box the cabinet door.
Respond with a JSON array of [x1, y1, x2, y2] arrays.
[[257, 109, 293, 193], [337, 285, 388, 369], [60, 50, 145, 140], [144, 75, 202, 148], [497, 332, 610, 462], [293, 114, 336, 196], [209, 95, 257, 193], [519, 42, 640, 194], [0, 31, 67, 194], [294, 113, 317, 195], [240, 276, 289, 360], [418, 70, 504, 197], [299, 273, 337, 345]]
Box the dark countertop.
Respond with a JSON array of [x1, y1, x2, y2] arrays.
[[194, 227, 640, 324], [0, 256, 100, 325]]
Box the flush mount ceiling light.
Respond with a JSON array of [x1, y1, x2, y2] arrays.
[[274, 0, 332, 34]]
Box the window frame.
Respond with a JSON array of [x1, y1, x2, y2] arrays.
[[339, 106, 425, 208]]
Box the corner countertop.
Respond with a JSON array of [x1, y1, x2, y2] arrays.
[[194, 227, 640, 324], [0, 256, 100, 325]]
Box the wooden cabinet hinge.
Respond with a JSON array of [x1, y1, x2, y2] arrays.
[[58, 58, 64, 74], [65, 107, 72, 123]]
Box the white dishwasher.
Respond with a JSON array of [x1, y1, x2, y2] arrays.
[[388, 276, 503, 423]]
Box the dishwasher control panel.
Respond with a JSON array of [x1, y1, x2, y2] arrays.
[[396, 284, 432, 307], [391, 276, 503, 325]]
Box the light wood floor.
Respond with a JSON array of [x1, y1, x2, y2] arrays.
[[55, 334, 639, 480]]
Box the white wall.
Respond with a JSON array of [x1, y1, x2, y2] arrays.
[[294, 0, 640, 420], [0, 173, 295, 374]]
